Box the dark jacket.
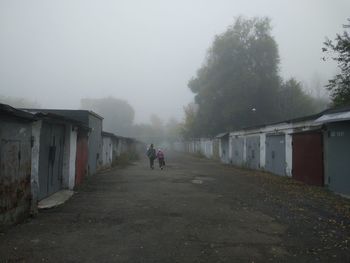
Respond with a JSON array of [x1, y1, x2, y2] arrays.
[[147, 148, 156, 159]]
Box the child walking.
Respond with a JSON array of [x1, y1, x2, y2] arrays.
[[157, 149, 165, 170]]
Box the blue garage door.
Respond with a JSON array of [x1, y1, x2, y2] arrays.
[[266, 134, 286, 176]]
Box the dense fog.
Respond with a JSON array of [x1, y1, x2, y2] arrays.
[[0, 0, 349, 138]]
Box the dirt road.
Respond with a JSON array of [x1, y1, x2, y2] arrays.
[[1, 152, 350, 262]]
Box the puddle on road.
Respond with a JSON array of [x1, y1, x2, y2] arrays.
[[191, 176, 215, 184], [191, 179, 203, 184]]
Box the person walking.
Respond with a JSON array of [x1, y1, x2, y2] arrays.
[[157, 149, 165, 170], [146, 144, 157, 169]]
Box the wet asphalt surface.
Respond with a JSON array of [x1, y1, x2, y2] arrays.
[[1, 151, 350, 263]]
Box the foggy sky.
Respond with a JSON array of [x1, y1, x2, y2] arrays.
[[0, 0, 349, 123]]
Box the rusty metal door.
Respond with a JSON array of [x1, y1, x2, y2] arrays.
[[75, 131, 88, 186], [292, 132, 324, 186]]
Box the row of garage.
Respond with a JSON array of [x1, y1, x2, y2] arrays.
[[0, 103, 142, 227], [175, 107, 350, 197]]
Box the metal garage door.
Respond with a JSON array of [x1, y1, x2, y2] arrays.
[[324, 122, 350, 196], [266, 134, 286, 176], [212, 139, 220, 160], [220, 136, 230, 163], [38, 123, 65, 200], [75, 130, 89, 186], [292, 131, 324, 186], [246, 136, 260, 169], [231, 137, 244, 166]]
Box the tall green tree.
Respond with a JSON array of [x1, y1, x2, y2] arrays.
[[187, 17, 282, 136], [277, 78, 318, 119], [323, 18, 350, 106], [181, 103, 199, 138], [185, 16, 322, 138]]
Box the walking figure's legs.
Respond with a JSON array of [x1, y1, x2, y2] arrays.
[[159, 158, 165, 170], [150, 158, 154, 169]]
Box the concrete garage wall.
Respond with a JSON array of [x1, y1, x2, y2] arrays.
[[200, 138, 213, 158], [88, 114, 103, 175], [0, 119, 32, 226], [62, 124, 77, 190], [259, 134, 266, 169], [30, 120, 42, 214], [75, 130, 89, 187]]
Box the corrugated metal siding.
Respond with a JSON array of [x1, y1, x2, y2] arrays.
[[324, 122, 350, 196], [246, 136, 260, 169], [292, 132, 324, 186], [265, 134, 286, 176], [231, 137, 244, 166]]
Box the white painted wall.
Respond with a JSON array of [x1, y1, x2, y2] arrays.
[[260, 133, 266, 169], [62, 125, 77, 190], [199, 138, 213, 158], [68, 128, 77, 189], [228, 136, 232, 163], [285, 132, 293, 177], [243, 137, 247, 163], [30, 120, 42, 214]]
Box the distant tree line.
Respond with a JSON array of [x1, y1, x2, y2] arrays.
[[80, 97, 181, 146], [182, 16, 329, 138]]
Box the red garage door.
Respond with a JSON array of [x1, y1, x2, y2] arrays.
[[75, 131, 89, 186], [292, 131, 324, 186]]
